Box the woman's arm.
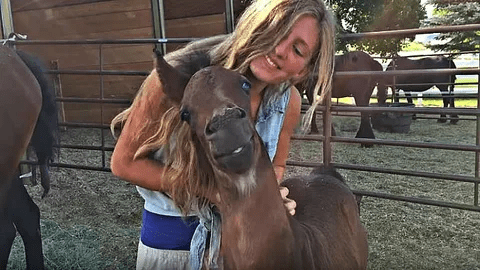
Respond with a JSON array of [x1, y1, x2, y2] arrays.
[[272, 86, 302, 183], [110, 71, 169, 191], [274, 86, 301, 216]]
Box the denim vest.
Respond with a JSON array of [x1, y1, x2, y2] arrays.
[[138, 86, 291, 269], [255, 85, 291, 160]]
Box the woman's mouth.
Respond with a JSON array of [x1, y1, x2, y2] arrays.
[[265, 55, 279, 69]]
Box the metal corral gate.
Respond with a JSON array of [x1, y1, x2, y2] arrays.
[[7, 23, 480, 212]]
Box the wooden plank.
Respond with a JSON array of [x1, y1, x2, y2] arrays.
[[163, 0, 225, 20], [14, 25, 154, 41], [165, 14, 226, 37], [17, 44, 155, 69], [12, 0, 151, 19], [11, 0, 106, 12], [59, 75, 146, 99], [164, 14, 226, 52], [13, 9, 152, 40], [63, 103, 129, 124]]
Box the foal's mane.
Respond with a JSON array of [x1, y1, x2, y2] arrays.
[[110, 36, 228, 213]]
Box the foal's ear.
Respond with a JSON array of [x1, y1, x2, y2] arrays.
[[154, 50, 190, 104]]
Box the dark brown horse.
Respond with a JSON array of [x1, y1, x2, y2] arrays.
[[141, 51, 368, 269], [0, 45, 58, 269], [301, 51, 385, 143], [382, 55, 458, 123]]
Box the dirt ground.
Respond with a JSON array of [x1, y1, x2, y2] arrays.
[[7, 114, 480, 269]]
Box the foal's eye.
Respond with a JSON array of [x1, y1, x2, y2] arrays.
[[241, 81, 251, 95], [180, 108, 191, 122]]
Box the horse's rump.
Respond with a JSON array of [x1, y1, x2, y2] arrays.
[[281, 169, 368, 269], [0, 46, 42, 197]]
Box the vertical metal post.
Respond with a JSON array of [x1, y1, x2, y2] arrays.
[[475, 54, 480, 206], [151, 0, 166, 55], [323, 87, 333, 166], [1, 0, 14, 39], [225, 0, 235, 33], [99, 44, 107, 169]]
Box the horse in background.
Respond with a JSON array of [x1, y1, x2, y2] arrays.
[[382, 55, 458, 123], [300, 51, 385, 145], [140, 51, 368, 269], [0, 45, 58, 269]]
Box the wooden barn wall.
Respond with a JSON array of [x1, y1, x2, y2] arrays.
[[9, 0, 239, 123]]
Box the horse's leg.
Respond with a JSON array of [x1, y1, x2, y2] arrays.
[[311, 110, 319, 134], [355, 112, 375, 147], [0, 188, 17, 270], [393, 89, 400, 103], [353, 95, 375, 147], [0, 215, 16, 269], [448, 84, 459, 124], [405, 93, 417, 120], [305, 89, 319, 134], [39, 164, 50, 199], [10, 175, 44, 269], [438, 91, 449, 123], [406, 93, 413, 104]]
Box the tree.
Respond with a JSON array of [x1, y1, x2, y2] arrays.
[[330, 0, 426, 56], [424, 1, 480, 52]]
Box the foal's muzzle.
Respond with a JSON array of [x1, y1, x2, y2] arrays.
[[205, 107, 254, 174]]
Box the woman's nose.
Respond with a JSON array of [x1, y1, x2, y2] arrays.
[[274, 40, 288, 60]]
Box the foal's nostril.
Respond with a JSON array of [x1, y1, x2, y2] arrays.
[[238, 108, 246, 118], [206, 107, 247, 137], [205, 124, 215, 136]]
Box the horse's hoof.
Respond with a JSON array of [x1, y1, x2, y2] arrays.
[[360, 143, 374, 148], [437, 117, 447, 123], [361, 145, 373, 148], [450, 116, 459, 124]]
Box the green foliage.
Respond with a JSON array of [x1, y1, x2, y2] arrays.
[[330, 0, 426, 56], [424, 1, 480, 52], [402, 41, 427, 52]]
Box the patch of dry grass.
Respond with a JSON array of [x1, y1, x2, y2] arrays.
[[287, 114, 480, 270], [8, 114, 480, 269]]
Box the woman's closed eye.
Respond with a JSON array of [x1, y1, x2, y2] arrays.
[[294, 45, 305, 57]]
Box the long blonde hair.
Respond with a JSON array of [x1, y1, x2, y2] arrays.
[[211, 0, 336, 131], [109, 0, 335, 209]]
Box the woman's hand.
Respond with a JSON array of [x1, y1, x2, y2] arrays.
[[279, 186, 296, 216]]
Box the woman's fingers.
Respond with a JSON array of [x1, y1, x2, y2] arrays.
[[279, 187, 296, 216]]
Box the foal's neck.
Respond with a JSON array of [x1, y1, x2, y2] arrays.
[[218, 152, 295, 269]]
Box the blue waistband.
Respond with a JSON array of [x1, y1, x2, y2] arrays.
[[140, 209, 199, 250]]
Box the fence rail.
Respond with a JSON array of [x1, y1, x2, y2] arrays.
[[14, 23, 480, 212]]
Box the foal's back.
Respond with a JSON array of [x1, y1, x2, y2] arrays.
[[281, 168, 368, 269]]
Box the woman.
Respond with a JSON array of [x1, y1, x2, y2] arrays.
[[110, 0, 335, 268]]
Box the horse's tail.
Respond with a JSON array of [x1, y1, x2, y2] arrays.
[[17, 51, 59, 197]]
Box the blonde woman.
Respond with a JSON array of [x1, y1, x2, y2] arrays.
[[110, 0, 335, 268]]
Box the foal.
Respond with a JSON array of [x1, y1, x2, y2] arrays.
[[145, 52, 368, 269]]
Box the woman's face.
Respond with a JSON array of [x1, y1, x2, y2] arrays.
[[249, 15, 319, 85]]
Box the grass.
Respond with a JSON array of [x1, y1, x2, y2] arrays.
[[456, 77, 478, 88], [7, 117, 480, 269], [335, 96, 478, 107]]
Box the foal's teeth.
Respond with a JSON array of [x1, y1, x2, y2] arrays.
[[232, 146, 243, 154]]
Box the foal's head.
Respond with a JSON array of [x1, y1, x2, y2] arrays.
[[152, 52, 264, 210], [181, 66, 255, 174]]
